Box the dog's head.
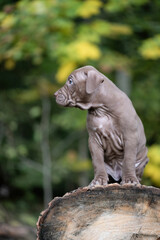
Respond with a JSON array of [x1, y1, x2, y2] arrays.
[[54, 66, 104, 110]]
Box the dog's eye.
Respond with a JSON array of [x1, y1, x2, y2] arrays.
[[68, 79, 73, 85]]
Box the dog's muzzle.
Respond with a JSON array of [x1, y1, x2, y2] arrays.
[[54, 88, 70, 106]]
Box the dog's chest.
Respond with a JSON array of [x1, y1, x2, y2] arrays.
[[87, 109, 124, 156]]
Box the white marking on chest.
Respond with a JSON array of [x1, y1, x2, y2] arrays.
[[135, 162, 141, 168], [93, 124, 103, 131]]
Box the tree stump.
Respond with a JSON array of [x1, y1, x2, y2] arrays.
[[37, 184, 160, 240]]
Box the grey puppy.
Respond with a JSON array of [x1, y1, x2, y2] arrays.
[[54, 66, 148, 186]]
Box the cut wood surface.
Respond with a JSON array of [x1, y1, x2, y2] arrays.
[[37, 184, 160, 240]]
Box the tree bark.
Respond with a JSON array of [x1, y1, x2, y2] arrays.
[[37, 184, 160, 240]]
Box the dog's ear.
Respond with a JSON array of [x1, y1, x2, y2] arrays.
[[86, 70, 104, 94]]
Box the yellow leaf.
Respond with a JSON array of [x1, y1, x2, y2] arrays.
[[144, 164, 155, 177], [1, 15, 15, 29], [78, 41, 101, 60], [68, 41, 101, 61], [140, 46, 160, 59], [30, 0, 47, 15], [139, 35, 160, 59], [4, 59, 15, 70], [92, 20, 132, 37], [110, 24, 132, 36], [144, 164, 160, 185], [77, 0, 102, 18], [143, 144, 160, 186], [152, 168, 160, 184], [56, 62, 76, 83], [148, 145, 160, 165]]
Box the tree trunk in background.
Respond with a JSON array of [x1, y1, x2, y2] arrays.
[[0, 224, 36, 240], [116, 69, 131, 96], [78, 131, 89, 187], [41, 97, 53, 208]]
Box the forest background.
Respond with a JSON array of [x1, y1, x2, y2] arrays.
[[0, 0, 160, 238]]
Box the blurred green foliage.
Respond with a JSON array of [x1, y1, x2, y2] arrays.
[[0, 0, 160, 232]]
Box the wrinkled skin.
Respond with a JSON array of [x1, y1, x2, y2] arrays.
[[54, 66, 149, 186]]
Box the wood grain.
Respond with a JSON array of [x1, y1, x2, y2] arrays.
[[37, 184, 160, 240]]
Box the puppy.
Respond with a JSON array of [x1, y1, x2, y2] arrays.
[[54, 66, 148, 186]]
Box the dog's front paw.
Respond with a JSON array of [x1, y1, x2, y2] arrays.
[[121, 176, 140, 186], [89, 177, 108, 187]]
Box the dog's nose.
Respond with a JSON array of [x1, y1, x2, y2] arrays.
[[54, 91, 58, 98]]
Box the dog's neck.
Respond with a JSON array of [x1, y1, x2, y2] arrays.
[[88, 105, 113, 118], [76, 100, 104, 111]]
